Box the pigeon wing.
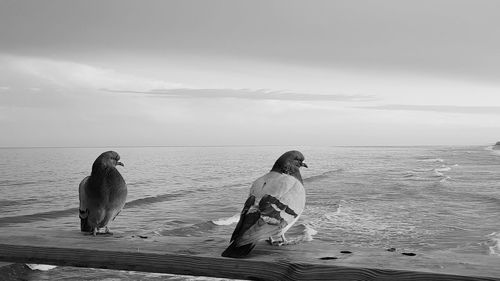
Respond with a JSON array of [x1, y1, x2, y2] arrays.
[[251, 172, 306, 226], [78, 176, 89, 219], [78, 176, 93, 232], [233, 172, 305, 246], [105, 168, 127, 222]]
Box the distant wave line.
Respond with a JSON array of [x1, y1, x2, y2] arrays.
[[0, 191, 192, 226], [304, 169, 344, 183], [0, 178, 62, 187], [0, 170, 342, 226], [124, 192, 188, 208], [0, 207, 79, 226]]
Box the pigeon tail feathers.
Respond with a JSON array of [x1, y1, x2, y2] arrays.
[[80, 217, 92, 232], [221, 241, 256, 258], [79, 209, 91, 232]]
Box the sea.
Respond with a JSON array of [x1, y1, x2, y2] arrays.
[[0, 145, 499, 280]]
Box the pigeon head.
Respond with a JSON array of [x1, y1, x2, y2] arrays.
[[92, 151, 124, 173], [271, 150, 308, 180]]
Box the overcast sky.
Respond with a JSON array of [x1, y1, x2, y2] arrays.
[[1, 0, 499, 146]]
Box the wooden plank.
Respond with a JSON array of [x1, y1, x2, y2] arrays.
[[0, 231, 498, 281], [1, 243, 498, 281]]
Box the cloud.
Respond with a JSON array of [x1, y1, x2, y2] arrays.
[[2, 55, 184, 91], [103, 88, 376, 102], [360, 104, 500, 115], [2, 1, 500, 83]]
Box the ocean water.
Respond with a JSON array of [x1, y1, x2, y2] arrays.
[[0, 145, 499, 280]]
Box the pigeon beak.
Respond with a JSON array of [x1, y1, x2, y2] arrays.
[[301, 162, 308, 168], [116, 161, 124, 167]]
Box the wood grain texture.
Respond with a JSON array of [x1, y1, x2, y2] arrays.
[[0, 231, 498, 281], [1, 243, 498, 281]]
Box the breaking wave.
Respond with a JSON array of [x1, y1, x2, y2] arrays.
[[298, 223, 318, 242], [402, 164, 453, 182]]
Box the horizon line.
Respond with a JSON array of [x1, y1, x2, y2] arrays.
[[0, 144, 494, 149]]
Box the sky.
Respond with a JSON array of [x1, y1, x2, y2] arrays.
[[1, 0, 499, 147]]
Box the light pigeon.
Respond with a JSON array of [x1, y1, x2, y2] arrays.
[[222, 150, 307, 258]]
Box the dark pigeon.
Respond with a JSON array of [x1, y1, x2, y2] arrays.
[[79, 151, 127, 235]]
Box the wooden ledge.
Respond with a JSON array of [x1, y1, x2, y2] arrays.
[[0, 230, 498, 281]]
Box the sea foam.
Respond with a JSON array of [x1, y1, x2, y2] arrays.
[[212, 213, 240, 226], [418, 158, 444, 163], [301, 223, 318, 242], [487, 232, 500, 256], [284, 222, 318, 244], [433, 166, 452, 177], [435, 166, 451, 172]]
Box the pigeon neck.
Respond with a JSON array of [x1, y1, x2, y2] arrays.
[[91, 162, 113, 178], [271, 166, 303, 184]]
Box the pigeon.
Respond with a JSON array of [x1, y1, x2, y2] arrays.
[[79, 151, 127, 235], [222, 150, 307, 258]]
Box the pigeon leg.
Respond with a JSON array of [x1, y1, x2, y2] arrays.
[[93, 226, 113, 235], [266, 236, 275, 245], [272, 234, 287, 246], [266, 235, 287, 246], [279, 234, 294, 245], [104, 226, 113, 235], [278, 234, 298, 246], [281, 234, 287, 244], [92, 228, 97, 236]]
